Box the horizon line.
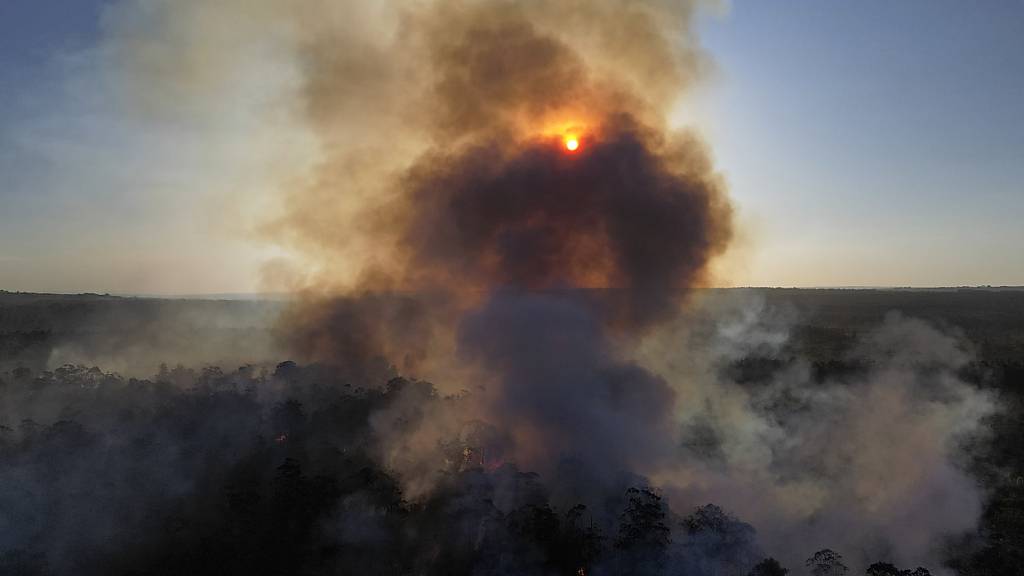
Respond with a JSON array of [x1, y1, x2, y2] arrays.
[[3, 285, 1024, 301]]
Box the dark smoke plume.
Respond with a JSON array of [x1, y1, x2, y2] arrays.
[[271, 1, 732, 483], [397, 116, 729, 329]]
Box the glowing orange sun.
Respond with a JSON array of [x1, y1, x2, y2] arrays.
[[564, 136, 580, 152]]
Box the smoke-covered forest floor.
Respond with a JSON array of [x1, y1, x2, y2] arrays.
[[1, 288, 1022, 575]]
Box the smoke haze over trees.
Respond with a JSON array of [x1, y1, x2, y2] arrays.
[[2, 289, 1018, 575]]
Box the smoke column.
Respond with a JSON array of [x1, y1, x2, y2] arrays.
[[265, 3, 992, 571], [269, 0, 732, 487]]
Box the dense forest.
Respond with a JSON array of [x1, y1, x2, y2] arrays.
[[1, 289, 1023, 575]]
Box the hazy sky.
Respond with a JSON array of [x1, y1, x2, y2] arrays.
[[1, 0, 1022, 293]]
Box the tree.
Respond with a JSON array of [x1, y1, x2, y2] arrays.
[[682, 503, 760, 574], [616, 487, 671, 552], [748, 556, 789, 576], [614, 487, 671, 575], [561, 504, 604, 573], [806, 549, 848, 576], [866, 562, 900, 576], [866, 561, 932, 576]]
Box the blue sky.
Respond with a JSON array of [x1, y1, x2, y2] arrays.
[[1, 1, 1022, 292], [695, 1, 1024, 286]]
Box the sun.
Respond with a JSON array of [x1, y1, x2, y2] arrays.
[[564, 136, 580, 152]]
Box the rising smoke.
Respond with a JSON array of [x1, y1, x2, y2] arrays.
[[264, 1, 993, 573], [273, 0, 732, 481]]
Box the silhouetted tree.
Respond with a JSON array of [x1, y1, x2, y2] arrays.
[[616, 488, 670, 551], [507, 503, 580, 574], [748, 556, 789, 576], [682, 503, 760, 575], [562, 504, 604, 574], [806, 549, 848, 576], [866, 562, 900, 576], [614, 487, 670, 574], [866, 561, 933, 576]]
